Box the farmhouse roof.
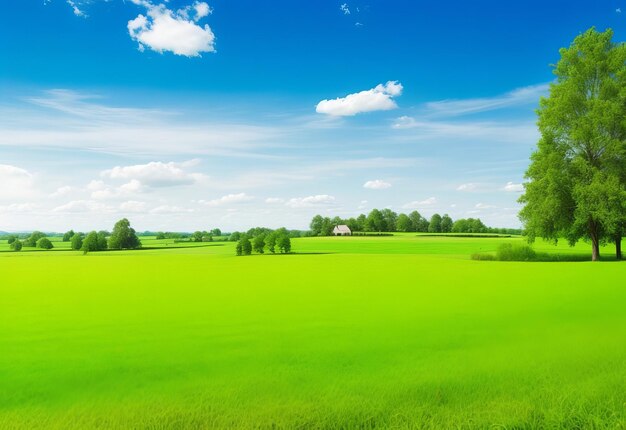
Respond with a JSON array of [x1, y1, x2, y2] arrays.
[[333, 225, 351, 233]]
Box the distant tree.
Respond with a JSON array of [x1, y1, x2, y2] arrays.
[[237, 236, 252, 256], [277, 235, 291, 253], [366, 209, 385, 232], [81, 231, 99, 254], [345, 217, 359, 232], [108, 218, 141, 250], [321, 217, 334, 236], [62, 230, 75, 242], [156, 232, 166, 240], [36, 237, 54, 250], [380, 209, 398, 232], [441, 214, 453, 233], [452, 219, 469, 233], [70, 233, 83, 250], [356, 214, 367, 231], [210, 228, 222, 237], [97, 232, 108, 250], [266, 232, 277, 253], [23, 231, 45, 247], [229, 232, 241, 242], [10, 239, 22, 251], [252, 234, 266, 254], [6, 235, 17, 245], [192, 231, 204, 242], [396, 213, 412, 232], [310, 215, 324, 236], [409, 211, 428, 232], [428, 214, 442, 233]]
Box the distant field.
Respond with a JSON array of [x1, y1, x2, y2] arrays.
[[1, 235, 625, 428]]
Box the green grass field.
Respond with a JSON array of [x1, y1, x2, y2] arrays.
[[1, 235, 625, 429]]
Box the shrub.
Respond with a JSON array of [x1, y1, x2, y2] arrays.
[[496, 243, 537, 261], [470, 252, 495, 261], [10, 240, 22, 251], [36, 237, 54, 250]]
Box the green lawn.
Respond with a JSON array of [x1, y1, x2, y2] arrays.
[[1, 235, 625, 428]]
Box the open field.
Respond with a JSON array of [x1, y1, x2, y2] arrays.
[[1, 235, 625, 428]]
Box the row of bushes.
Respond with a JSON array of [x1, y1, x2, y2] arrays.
[[236, 231, 292, 256]]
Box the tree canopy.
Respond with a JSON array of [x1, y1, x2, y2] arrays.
[[108, 219, 141, 250], [520, 28, 626, 260]]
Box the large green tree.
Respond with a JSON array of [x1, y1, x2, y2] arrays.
[[108, 218, 141, 250], [520, 28, 626, 261]]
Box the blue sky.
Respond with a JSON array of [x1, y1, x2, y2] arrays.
[[0, 1, 623, 231]]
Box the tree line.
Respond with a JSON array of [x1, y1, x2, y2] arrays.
[[309, 210, 521, 236], [7, 219, 142, 254], [520, 28, 626, 261]]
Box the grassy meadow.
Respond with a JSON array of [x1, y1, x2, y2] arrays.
[[1, 234, 625, 428]]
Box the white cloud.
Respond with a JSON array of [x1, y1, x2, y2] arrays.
[[201, 193, 253, 207], [53, 200, 112, 214], [5, 90, 279, 157], [0, 203, 38, 213], [150, 204, 193, 214], [101, 161, 203, 187], [128, 2, 216, 57], [316, 81, 403, 116], [503, 182, 524, 193], [120, 200, 147, 213], [423, 83, 549, 117], [456, 183, 478, 192], [475, 203, 497, 209], [0, 164, 36, 201], [50, 186, 74, 198], [91, 180, 145, 200], [340, 3, 350, 14], [66, 0, 86, 17], [265, 197, 285, 204], [358, 200, 368, 210], [286, 194, 335, 208], [363, 179, 392, 190], [402, 197, 436, 209]]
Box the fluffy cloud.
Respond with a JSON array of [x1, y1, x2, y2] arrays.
[[91, 180, 144, 200], [286, 195, 335, 208], [101, 161, 203, 187], [402, 197, 436, 209], [503, 182, 524, 193], [128, 2, 215, 57], [201, 193, 253, 207], [120, 200, 147, 213], [363, 179, 392, 190], [0, 164, 36, 201], [316, 81, 403, 116]]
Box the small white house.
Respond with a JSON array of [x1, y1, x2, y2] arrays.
[[333, 225, 352, 236]]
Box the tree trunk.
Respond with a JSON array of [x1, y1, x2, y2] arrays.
[[616, 235, 622, 260], [590, 221, 600, 262]]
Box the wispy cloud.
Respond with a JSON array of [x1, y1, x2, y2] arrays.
[[286, 194, 335, 208], [402, 197, 436, 209], [2, 90, 280, 157], [423, 83, 549, 117]]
